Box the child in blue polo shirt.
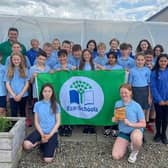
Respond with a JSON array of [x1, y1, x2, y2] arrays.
[[68, 44, 82, 68], [128, 52, 151, 123], [53, 49, 76, 71], [0, 53, 7, 116], [117, 43, 135, 70], [5, 42, 31, 68], [104, 51, 123, 70], [54, 49, 75, 137], [150, 54, 168, 144], [5, 52, 30, 117], [86, 40, 97, 59], [112, 84, 146, 163], [23, 83, 60, 163], [79, 49, 96, 133], [94, 42, 108, 66], [30, 50, 50, 102]]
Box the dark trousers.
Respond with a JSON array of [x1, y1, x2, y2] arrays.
[[10, 97, 28, 117], [154, 103, 168, 137]]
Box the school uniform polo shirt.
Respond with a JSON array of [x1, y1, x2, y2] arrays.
[[0, 64, 7, 96], [33, 100, 60, 134], [117, 56, 135, 70], [30, 65, 51, 98], [128, 66, 151, 87], [104, 64, 123, 70], [115, 100, 145, 134], [4, 67, 30, 98]]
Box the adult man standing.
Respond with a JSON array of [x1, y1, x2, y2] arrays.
[[0, 27, 26, 64]]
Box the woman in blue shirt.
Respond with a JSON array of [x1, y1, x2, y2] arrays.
[[112, 84, 146, 163], [150, 54, 168, 144], [23, 83, 61, 163]]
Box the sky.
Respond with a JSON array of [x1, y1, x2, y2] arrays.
[[0, 0, 167, 21]]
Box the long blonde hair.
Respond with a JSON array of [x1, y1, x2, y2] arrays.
[[7, 52, 27, 79]]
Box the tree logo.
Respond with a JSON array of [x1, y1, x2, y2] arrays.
[[59, 76, 104, 119]]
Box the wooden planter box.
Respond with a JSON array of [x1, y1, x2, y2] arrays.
[[0, 117, 25, 168]]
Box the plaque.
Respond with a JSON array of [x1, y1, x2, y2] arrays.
[[114, 106, 126, 120]]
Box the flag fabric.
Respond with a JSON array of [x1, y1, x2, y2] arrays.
[[36, 70, 125, 126]]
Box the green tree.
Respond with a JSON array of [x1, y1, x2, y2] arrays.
[[70, 80, 92, 104]]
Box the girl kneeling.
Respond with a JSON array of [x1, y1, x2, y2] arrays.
[[23, 83, 60, 163], [112, 84, 146, 163]]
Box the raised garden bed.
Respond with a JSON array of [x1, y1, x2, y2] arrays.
[[0, 117, 25, 168]]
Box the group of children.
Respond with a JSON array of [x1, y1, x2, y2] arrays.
[[0, 32, 168, 163]]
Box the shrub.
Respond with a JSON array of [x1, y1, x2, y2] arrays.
[[0, 117, 12, 132]]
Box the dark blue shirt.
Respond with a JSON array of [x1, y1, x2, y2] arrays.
[[150, 67, 168, 103]]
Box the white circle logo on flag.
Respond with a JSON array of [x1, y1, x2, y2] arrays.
[[59, 76, 104, 119]]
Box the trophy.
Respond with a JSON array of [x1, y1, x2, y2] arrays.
[[114, 106, 126, 120]]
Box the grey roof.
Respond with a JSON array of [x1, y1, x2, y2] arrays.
[[146, 6, 168, 21]]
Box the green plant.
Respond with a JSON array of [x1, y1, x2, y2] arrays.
[[0, 117, 12, 132]]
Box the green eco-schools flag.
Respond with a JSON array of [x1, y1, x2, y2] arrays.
[[36, 70, 125, 126]]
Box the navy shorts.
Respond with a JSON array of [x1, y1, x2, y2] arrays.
[[25, 130, 58, 157], [0, 96, 6, 108]]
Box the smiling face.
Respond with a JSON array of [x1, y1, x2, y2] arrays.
[[42, 86, 53, 100], [120, 87, 132, 103], [58, 54, 67, 65], [83, 50, 92, 62], [154, 47, 162, 57], [108, 54, 117, 65], [110, 41, 119, 51], [11, 54, 21, 67], [8, 30, 18, 42], [159, 57, 168, 70], [88, 42, 95, 52], [140, 41, 148, 51], [136, 55, 145, 67], [52, 39, 60, 50], [37, 55, 46, 66], [98, 47, 105, 56], [12, 43, 22, 52]]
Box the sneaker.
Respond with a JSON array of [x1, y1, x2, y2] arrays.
[[88, 127, 96, 134], [64, 126, 72, 137], [161, 135, 168, 144], [104, 129, 111, 137], [83, 126, 89, 134], [153, 133, 161, 142], [128, 150, 139, 164]]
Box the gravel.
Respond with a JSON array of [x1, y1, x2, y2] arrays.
[[18, 140, 168, 168]]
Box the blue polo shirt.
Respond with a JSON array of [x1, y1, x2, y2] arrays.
[[128, 66, 151, 87], [115, 100, 145, 134], [53, 63, 74, 70], [94, 55, 108, 66], [104, 64, 123, 70], [4, 67, 30, 98], [117, 56, 135, 70], [150, 68, 168, 103], [68, 55, 80, 67], [34, 100, 60, 134], [30, 65, 51, 98], [0, 64, 7, 96]]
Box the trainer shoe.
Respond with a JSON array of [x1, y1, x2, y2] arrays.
[[128, 150, 139, 164]]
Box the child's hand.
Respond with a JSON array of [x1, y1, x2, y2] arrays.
[[14, 95, 22, 102], [71, 66, 76, 70], [33, 73, 37, 78], [41, 135, 49, 143], [112, 116, 118, 122], [159, 101, 166, 106], [49, 70, 54, 73]]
